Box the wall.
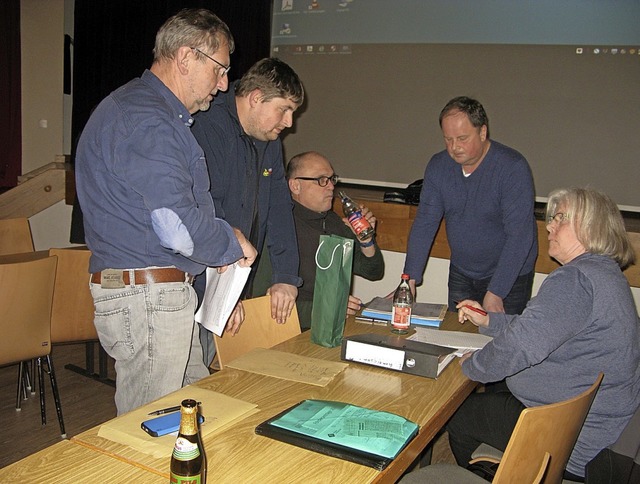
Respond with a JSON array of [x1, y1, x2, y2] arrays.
[[20, 0, 74, 250]]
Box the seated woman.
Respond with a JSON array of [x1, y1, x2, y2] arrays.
[[449, 187, 640, 481]]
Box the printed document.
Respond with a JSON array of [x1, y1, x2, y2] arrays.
[[195, 263, 251, 336]]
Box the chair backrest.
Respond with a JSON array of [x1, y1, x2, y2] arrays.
[[0, 255, 57, 365], [494, 373, 604, 484], [214, 295, 301, 370], [0, 217, 34, 255], [48, 247, 98, 343]]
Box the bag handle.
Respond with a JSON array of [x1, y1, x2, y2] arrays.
[[315, 240, 341, 270]]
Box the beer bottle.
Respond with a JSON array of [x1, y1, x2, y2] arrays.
[[391, 274, 413, 334], [339, 191, 375, 241], [170, 399, 206, 483]]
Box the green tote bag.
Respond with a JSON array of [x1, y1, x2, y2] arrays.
[[310, 234, 354, 347]]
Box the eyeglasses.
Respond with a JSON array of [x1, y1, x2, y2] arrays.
[[192, 48, 230, 77], [547, 212, 569, 225], [295, 174, 339, 187]]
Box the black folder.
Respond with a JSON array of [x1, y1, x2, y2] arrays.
[[255, 400, 419, 471]]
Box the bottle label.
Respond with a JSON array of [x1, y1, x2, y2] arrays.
[[347, 212, 372, 235], [392, 306, 411, 329], [172, 437, 201, 461], [170, 472, 202, 484]]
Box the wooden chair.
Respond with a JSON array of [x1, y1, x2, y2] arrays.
[[47, 247, 114, 385], [399, 373, 604, 484], [0, 254, 67, 437], [49, 247, 97, 343], [213, 295, 301, 370], [0, 217, 34, 255]]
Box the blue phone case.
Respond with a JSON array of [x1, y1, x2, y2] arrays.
[[141, 412, 204, 437]]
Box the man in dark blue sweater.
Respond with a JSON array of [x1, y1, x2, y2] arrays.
[[403, 96, 537, 314]]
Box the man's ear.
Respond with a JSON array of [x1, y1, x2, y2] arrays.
[[480, 124, 488, 142], [176, 46, 194, 75], [288, 177, 300, 195], [249, 89, 264, 107]]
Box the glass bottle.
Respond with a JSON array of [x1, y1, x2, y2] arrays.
[[391, 274, 413, 334], [339, 191, 375, 241], [170, 399, 206, 484]]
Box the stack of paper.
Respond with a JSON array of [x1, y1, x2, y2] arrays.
[[361, 297, 447, 328], [408, 327, 493, 356]]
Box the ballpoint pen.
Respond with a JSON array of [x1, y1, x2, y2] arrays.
[[454, 300, 488, 317], [148, 402, 201, 416], [461, 305, 487, 316]]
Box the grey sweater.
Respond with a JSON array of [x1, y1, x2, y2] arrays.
[[463, 252, 640, 476]]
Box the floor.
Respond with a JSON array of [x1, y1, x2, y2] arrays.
[[0, 343, 116, 469], [0, 342, 456, 475]]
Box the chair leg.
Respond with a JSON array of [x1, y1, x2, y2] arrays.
[[30, 358, 37, 395], [19, 361, 31, 402], [37, 357, 46, 427], [15, 363, 25, 411], [43, 354, 67, 438]]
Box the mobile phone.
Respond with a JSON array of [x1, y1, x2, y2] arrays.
[[141, 411, 205, 437]]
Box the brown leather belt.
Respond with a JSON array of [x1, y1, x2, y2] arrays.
[[90, 267, 193, 285]]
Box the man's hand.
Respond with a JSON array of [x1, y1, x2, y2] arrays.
[[266, 283, 298, 324], [233, 227, 257, 268], [342, 205, 377, 251], [224, 300, 245, 335], [346, 295, 362, 316], [482, 291, 504, 313], [216, 228, 257, 274]]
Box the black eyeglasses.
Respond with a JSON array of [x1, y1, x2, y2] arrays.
[[192, 48, 230, 77], [295, 174, 339, 187]]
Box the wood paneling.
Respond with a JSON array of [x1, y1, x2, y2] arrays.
[[333, 196, 640, 288]]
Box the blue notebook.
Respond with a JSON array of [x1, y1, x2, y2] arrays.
[[361, 297, 446, 328]]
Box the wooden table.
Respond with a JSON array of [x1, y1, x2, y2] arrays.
[[0, 440, 162, 482], [69, 313, 477, 483]]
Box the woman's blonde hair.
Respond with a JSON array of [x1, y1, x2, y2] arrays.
[[546, 187, 635, 269]]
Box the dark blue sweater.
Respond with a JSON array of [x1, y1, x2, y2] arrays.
[[404, 140, 537, 298]]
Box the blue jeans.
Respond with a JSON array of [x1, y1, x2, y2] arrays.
[[90, 281, 210, 415], [447, 264, 534, 314]]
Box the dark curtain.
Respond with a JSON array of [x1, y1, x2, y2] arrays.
[[0, 0, 22, 188], [70, 0, 272, 242]]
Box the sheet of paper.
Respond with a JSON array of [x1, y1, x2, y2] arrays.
[[195, 263, 251, 336], [97, 386, 258, 458], [408, 327, 493, 357], [225, 348, 348, 387]]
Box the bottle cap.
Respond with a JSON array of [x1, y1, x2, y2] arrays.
[[401, 273, 410, 280]]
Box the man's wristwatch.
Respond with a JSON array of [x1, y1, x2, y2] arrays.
[[360, 238, 375, 248]]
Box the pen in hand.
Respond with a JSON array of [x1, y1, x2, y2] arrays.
[[461, 305, 487, 316], [148, 401, 202, 416]]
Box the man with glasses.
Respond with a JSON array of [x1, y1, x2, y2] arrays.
[[192, 58, 304, 362], [254, 151, 384, 330], [75, 9, 256, 414]]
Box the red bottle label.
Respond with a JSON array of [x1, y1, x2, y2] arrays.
[[392, 306, 411, 329], [347, 212, 372, 235]]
